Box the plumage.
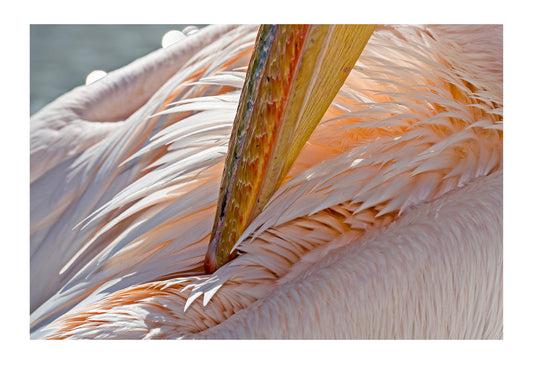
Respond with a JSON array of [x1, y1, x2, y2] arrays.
[[30, 24, 502, 339]]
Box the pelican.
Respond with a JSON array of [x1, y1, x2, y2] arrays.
[[30, 24, 502, 339]]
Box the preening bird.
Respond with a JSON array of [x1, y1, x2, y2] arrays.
[[30, 24, 502, 339]]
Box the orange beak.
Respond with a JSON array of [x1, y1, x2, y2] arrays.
[[205, 24, 375, 273]]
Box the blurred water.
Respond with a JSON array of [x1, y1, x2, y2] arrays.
[[30, 24, 206, 115]]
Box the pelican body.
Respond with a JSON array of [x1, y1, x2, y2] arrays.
[[30, 24, 502, 339]]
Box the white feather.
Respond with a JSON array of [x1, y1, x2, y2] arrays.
[[30, 24, 502, 339]]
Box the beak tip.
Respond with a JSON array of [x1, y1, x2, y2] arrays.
[[204, 253, 216, 274], [204, 239, 218, 274]]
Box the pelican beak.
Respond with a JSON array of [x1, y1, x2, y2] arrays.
[[205, 24, 376, 273]]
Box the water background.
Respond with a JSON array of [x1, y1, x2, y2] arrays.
[[30, 25, 206, 115]]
